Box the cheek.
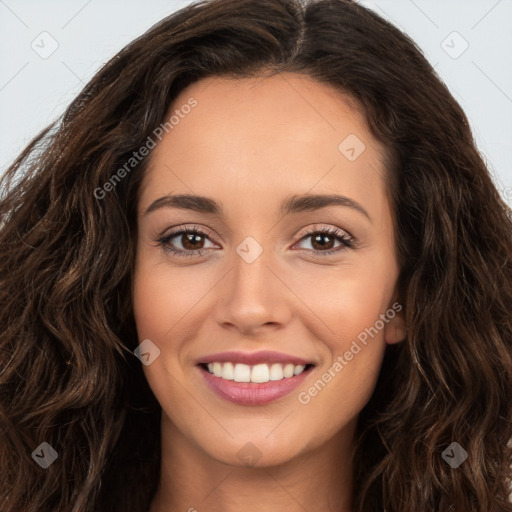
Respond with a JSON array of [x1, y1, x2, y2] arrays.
[[132, 254, 212, 340], [289, 259, 396, 350], [132, 257, 197, 421], [132, 269, 174, 339], [294, 273, 391, 431], [291, 262, 394, 411]]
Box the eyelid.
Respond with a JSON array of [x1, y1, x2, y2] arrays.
[[295, 223, 353, 241], [159, 223, 353, 242], [159, 224, 218, 243]]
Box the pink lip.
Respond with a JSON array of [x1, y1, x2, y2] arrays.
[[197, 350, 313, 366], [198, 365, 313, 405]]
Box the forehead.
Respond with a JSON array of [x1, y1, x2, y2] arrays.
[[139, 73, 389, 220]]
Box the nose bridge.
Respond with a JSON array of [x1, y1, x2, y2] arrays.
[[214, 232, 289, 330], [230, 233, 275, 300]]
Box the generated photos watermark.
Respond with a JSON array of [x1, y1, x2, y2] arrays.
[[94, 97, 198, 200], [297, 301, 403, 405]]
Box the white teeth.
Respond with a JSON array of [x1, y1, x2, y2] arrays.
[[221, 361, 234, 380], [251, 364, 269, 383], [233, 363, 251, 382], [205, 362, 309, 382], [294, 364, 305, 376], [269, 363, 284, 381], [283, 364, 294, 378], [213, 362, 222, 377]]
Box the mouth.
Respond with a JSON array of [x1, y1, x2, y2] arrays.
[[196, 352, 316, 405]]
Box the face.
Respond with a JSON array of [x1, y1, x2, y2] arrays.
[[133, 73, 406, 468]]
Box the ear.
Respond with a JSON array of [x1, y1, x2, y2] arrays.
[[384, 299, 407, 345]]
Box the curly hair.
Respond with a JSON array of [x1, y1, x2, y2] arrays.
[[1, 0, 511, 510]]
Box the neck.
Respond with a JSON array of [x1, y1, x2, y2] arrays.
[[149, 414, 356, 512]]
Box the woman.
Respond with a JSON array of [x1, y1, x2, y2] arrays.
[[1, 0, 511, 510]]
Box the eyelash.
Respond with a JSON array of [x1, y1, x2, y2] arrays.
[[156, 225, 355, 258]]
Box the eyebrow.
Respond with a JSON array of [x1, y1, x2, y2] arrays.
[[143, 193, 371, 221]]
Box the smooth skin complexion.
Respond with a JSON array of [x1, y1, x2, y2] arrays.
[[133, 73, 407, 512]]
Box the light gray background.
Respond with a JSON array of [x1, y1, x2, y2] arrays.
[[0, 0, 511, 204]]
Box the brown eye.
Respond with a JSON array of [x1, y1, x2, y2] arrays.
[[157, 227, 217, 257], [295, 227, 354, 256]]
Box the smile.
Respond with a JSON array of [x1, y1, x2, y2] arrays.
[[197, 351, 316, 405]]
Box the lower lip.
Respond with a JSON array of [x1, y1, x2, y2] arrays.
[[198, 365, 313, 405]]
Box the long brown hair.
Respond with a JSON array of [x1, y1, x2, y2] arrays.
[[1, 0, 511, 510]]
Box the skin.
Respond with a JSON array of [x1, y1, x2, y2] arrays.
[[133, 72, 406, 512]]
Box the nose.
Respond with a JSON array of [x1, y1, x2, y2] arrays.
[[212, 241, 292, 336]]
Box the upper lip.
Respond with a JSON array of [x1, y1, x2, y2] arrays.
[[198, 350, 314, 366]]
